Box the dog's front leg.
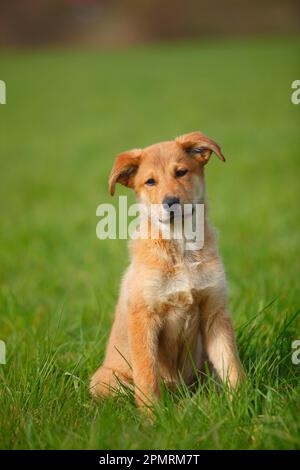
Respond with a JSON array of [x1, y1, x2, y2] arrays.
[[201, 308, 244, 389], [128, 304, 160, 409]]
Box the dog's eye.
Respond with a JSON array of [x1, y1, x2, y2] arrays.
[[145, 178, 156, 186], [189, 147, 206, 154], [175, 169, 188, 178]]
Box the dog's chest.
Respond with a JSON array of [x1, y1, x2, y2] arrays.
[[162, 263, 200, 307], [152, 261, 206, 383], [144, 256, 218, 313]]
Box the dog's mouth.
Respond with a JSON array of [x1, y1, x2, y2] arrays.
[[158, 205, 194, 224]]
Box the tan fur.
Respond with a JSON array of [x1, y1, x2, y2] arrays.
[[90, 131, 244, 409]]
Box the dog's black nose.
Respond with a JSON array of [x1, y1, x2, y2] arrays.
[[162, 196, 180, 210]]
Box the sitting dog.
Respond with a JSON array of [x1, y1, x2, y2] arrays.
[[90, 131, 244, 408]]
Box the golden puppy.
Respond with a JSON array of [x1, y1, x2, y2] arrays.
[[90, 131, 244, 408]]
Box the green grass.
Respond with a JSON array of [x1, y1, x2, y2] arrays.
[[0, 36, 300, 450]]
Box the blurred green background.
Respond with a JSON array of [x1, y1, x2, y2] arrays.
[[0, 0, 300, 451]]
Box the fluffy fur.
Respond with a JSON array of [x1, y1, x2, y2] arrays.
[[90, 131, 244, 409]]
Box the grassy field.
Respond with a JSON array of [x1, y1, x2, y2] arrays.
[[0, 36, 300, 450]]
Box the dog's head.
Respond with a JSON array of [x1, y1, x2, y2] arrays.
[[109, 131, 225, 224]]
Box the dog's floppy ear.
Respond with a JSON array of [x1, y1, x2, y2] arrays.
[[176, 131, 225, 164], [109, 149, 142, 195]]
